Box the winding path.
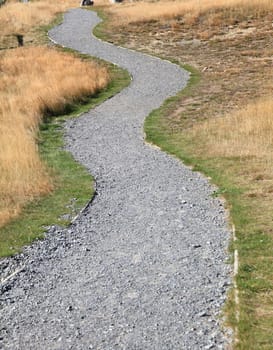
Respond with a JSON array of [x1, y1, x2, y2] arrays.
[[0, 9, 231, 349]]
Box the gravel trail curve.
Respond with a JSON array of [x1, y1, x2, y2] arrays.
[[0, 9, 231, 349]]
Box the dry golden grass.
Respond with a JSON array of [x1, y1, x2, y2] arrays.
[[107, 0, 273, 25], [191, 97, 273, 162], [0, 0, 76, 36], [0, 47, 109, 227]]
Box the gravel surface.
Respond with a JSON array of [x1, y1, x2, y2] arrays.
[[0, 9, 232, 349]]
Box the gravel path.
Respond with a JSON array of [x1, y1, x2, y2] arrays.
[[0, 9, 231, 350]]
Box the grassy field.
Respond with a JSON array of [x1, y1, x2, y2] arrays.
[[0, 0, 75, 36], [106, 0, 273, 25], [94, 1, 273, 348], [0, 1, 130, 256]]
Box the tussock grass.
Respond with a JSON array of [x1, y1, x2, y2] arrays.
[[107, 0, 273, 25], [0, 0, 75, 36], [0, 46, 109, 228]]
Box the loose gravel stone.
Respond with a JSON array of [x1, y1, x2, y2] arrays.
[[0, 9, 232, 349]]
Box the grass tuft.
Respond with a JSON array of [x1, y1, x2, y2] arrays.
[[0, 46, 110, 229]]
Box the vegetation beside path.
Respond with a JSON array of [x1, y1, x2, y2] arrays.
[[94, 1, 273, 348], [0, 1, 130, 257]]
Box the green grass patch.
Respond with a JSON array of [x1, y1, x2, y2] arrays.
[[92, 8, 112, 42]]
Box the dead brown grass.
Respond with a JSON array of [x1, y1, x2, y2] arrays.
[[106, 0, 273, 25], [0, 47, 109, 227]]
